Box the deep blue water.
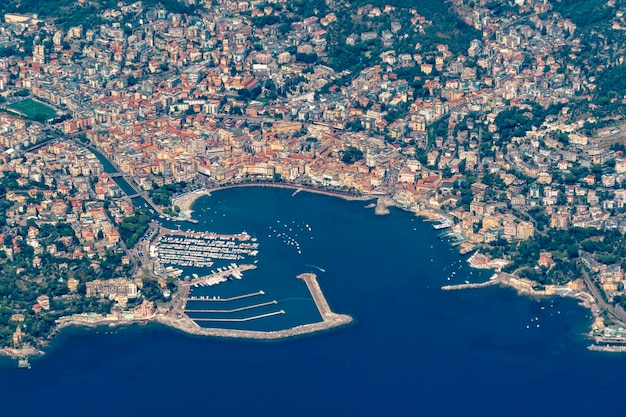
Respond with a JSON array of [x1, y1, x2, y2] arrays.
[[2, 187, 626, 417]]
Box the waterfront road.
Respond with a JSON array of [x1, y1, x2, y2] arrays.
[[581, 268, 626, 326]]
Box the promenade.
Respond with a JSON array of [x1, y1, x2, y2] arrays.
[[171, 182, 373, 221]]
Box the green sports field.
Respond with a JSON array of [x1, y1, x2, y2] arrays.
[[8, 99, 58, 121]]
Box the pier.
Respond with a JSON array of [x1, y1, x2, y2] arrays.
[[192, 311, 285, 322], [431, 216, 454, 229], [441, 276, 500, 291], [185, 300, 278, 313], [438, 230, 455, 239], [184, 264, 257, 287], [184, 290, 265, 302]]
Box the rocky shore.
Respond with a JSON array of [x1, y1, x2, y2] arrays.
[[6, 271, 353, 364], [374, 197, 395, 215], [0, 345, 44, 359]]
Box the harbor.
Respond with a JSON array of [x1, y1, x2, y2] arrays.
[[151, 227, 259, 271], [182, 286, 283, 327]]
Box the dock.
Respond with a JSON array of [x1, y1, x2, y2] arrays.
[[432, 218, 454, 230], [438, 230, 454, 238], [184, 300, 278, 313], [183, 264, 257, 288], [184, 290, 264, 302], [153, 227, 258, 269], [441, 276, 500, 291], [158, 226, 252, 242], [192, 310, 285, 322]]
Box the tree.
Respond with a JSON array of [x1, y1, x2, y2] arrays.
[[341, 146, 363, 164]]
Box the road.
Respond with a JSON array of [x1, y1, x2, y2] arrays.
[[581, 267, 626, 325]]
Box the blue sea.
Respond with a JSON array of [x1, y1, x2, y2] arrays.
[[2, 187, 626, 417]]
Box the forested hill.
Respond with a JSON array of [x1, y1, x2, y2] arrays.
[[550, 0, 625, 30], [548, 0, 626, 119]]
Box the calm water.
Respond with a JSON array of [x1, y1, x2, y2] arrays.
[[2, 187, 626, 417]]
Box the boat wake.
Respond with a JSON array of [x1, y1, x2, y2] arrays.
[[305, 264, 326, 273]]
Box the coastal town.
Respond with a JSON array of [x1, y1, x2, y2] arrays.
[[1, 0, 626, 362]]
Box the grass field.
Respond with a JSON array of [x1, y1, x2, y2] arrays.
[[8, 99, 58, 121]]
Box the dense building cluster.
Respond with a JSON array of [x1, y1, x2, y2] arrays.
[[2, 0, 626, 351]]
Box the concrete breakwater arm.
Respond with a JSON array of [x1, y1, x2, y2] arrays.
[[441, 280, 499, 291], [155, 273, 352, 340], [297, 273, 336, 319], [441, 275, 501, 291]]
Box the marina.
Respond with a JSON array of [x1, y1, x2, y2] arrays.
[[183, 287, 283, 327], [151, 228, 259, 269], [183, 264, 257, 289], [159, 271, 352, 337]]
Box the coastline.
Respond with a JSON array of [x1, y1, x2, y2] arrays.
[[13, 183, 618, 359], [0, 345, 44, 359], [448, 260, 617, 351], [172, 182, 374, 221], [5, 185, 365, 364], [48, 310, 353, 345], [374, 197, 395, 215], [33, 273, 353, 360]]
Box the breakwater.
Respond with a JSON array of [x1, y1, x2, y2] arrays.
[[158, 272, 352, 340], [441, 276, 500, 291]]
